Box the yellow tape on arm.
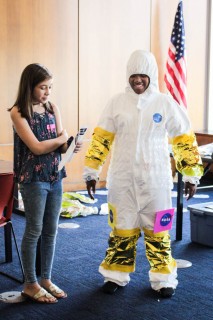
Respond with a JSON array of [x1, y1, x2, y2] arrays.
[[171, 131, 204, 177], [85, 127, 115, 170]]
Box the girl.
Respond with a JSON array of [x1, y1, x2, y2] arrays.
[[9, 63, 80, 303]]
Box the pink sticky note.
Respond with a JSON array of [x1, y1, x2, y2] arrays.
[[154, 208, 175, 233], [47, 124, 56, 131]]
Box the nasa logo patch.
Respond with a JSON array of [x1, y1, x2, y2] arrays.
[[109, 209, 113, 223], [153, 113, 162, 123], [154, 208, 175, 233], [160, 213, 172, 227]]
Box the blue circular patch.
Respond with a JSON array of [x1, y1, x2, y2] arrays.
[[160, 213, 172, 227], [153, 113, 162, 123]]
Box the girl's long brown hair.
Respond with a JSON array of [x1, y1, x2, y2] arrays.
[[8, 63, 53, 120]]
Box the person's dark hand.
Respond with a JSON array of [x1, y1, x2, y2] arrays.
[[67, 136, 74, 147], [184, 181, 197, 200], [86, 180, 96, 200]]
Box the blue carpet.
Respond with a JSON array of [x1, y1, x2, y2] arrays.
[[0, 184, 213, 320]]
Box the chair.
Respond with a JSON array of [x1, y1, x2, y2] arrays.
[[0, 173, 24, 283]]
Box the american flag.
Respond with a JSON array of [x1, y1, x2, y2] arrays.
[[164, 1, 187, 108]]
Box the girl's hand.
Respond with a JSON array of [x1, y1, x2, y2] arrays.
[[74, 141, 83, 153]]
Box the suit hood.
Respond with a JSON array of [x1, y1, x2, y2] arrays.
[[126, 50, 159, 95]]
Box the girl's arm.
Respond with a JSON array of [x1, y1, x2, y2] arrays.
[[51, 103, 68, 153], [10, 106, 68, 155]]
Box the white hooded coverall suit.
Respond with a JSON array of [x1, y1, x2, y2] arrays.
[[83, 50, 203, 291]]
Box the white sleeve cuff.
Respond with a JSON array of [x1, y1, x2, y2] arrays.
[[182, 175, 200, 185], [83, 166, 101, 182]]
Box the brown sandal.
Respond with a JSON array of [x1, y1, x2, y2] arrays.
[[44, 284, 67, 299], [21, 288, 58, 304]]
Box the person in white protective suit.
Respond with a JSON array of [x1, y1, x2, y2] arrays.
[[83, 50, 203, 298]]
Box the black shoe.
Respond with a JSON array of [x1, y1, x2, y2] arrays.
[[102, 281, 120, 294], [159, 287, 175, 298]]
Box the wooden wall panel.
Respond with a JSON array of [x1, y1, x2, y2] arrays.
[[78, 0, 151, 137], [0, 0, 78, 148], [72, 0, 151, 190], [0, 0, 79, 190]]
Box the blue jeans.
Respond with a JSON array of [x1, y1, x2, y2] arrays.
[[20, 180, 63, 283]]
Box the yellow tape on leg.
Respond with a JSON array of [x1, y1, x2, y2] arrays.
[[100, 231, 140, 273], [143, 228, 176, 274]]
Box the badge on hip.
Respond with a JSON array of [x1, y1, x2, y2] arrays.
[[154, 208, 175, 233], [108, 202, 117, 229]]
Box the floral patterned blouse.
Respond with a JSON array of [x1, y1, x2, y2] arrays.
[[13, 108, 66, 184]]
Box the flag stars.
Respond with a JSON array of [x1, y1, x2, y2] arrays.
[[170, 1, 186, 61]]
